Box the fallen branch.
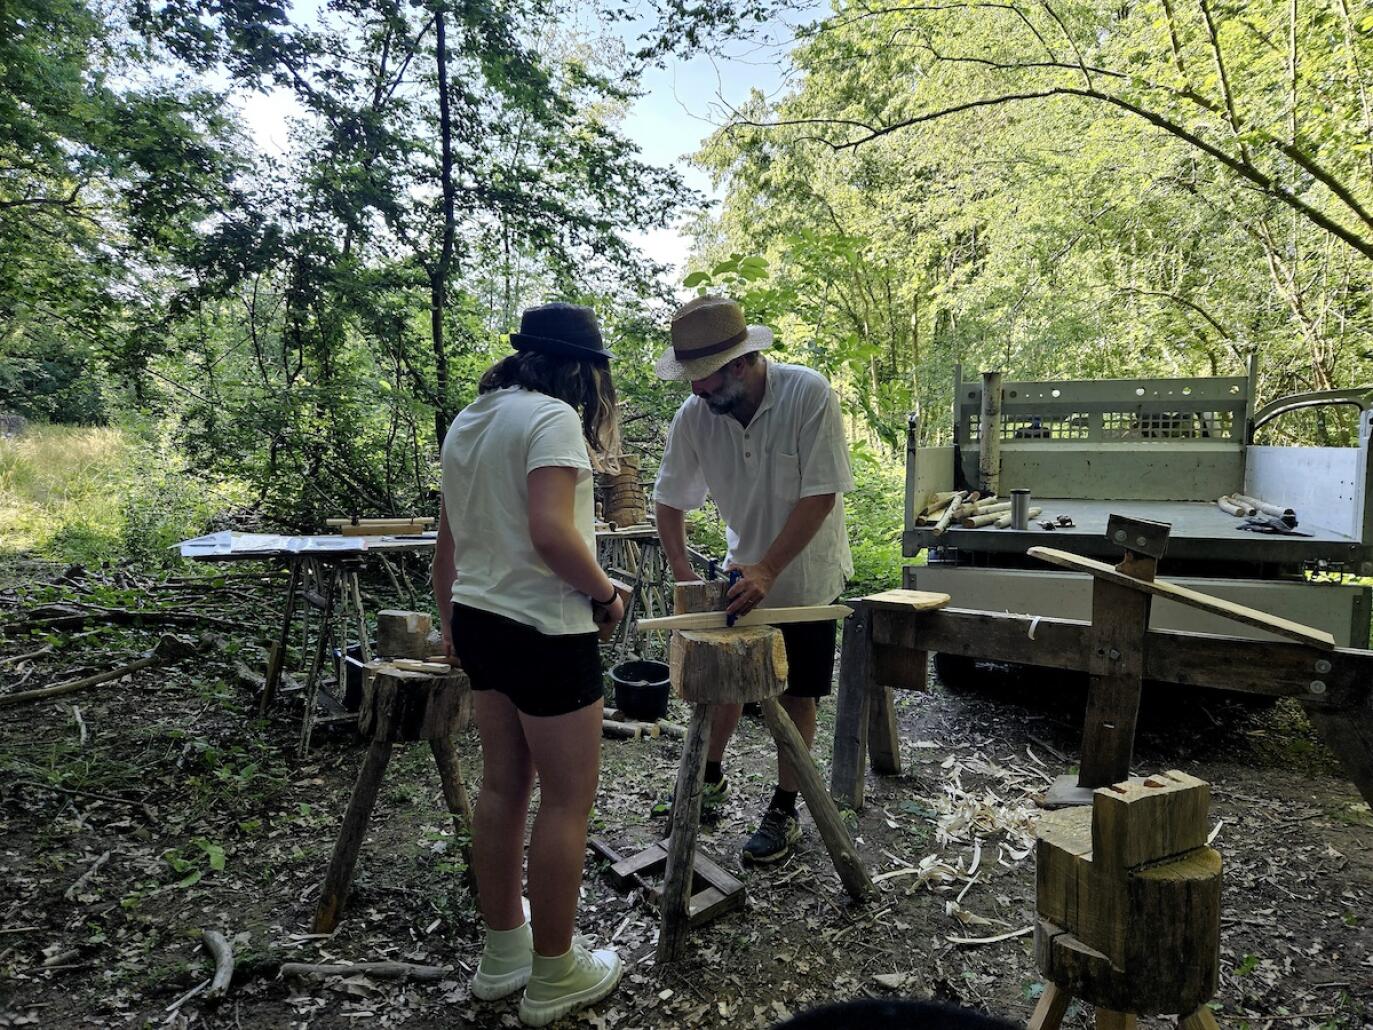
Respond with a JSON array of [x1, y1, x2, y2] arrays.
[[10, 779, 155, 819], [202, 929, 234, 1002], [63, 851, 110, 901], [0, 635, 196, 708], [946, 925, 1032, 946], [2, 604, 255, 635], [279, 961, 450, 981]]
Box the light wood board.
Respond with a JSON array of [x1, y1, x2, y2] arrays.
[[860, 589, 951, 612], [637, 603, 853, 633], [1028, 546, 1335, 650]]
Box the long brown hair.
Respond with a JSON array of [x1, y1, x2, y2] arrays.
[[479, 351, 621, 469]]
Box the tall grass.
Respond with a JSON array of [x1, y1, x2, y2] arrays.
[[0, 424, 247, 566]]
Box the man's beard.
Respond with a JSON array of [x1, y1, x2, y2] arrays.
[[702, 376, 747, 416]]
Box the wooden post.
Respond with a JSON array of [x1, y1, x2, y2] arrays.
[[430, 736, 475, 883], [1303, 706, 1373, 809], [830, 611, 872, 810], [313, 738, 394, 933], [261, 559, 301, 717], [978, 370, 1003, 497], [1028, 983, 1071, 1030], [1078, 578, 1152, 788], [655, 702, 711, 963], [760, 697, 873, 901]]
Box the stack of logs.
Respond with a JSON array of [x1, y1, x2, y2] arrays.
[[597, 454, 649, 529], [1216, 492, 1297, 521], [916, 491, 1042, 533]]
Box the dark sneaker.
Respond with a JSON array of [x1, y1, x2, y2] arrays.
[[741, 807, 801, 864], [650, 776, 730, 822]]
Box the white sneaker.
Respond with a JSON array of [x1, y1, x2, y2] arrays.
[[517, 939, 622, 1027], [471, 900, 533, 1001]]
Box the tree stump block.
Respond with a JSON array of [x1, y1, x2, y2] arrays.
[[313, 661, 473, 933], [376, 610, 433, 659], [668, 626, 789, 705], [1033, 770, 1222, 1027]]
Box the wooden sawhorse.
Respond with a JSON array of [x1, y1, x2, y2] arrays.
[[830, 525, 1373, 812]]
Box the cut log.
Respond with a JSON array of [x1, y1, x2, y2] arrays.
[[668, 626, 788, 705], [673, 580, 729, 614], [1215, 496, 1247, 517], [1232, 493, 1295, 518], [639, 604, 852, 633], [359, 665, 469, 743], [375, 610, 432, 659], [931, 491, 968, 536]]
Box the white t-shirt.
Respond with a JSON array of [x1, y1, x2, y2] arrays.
[[653, 360, 854, 608], [440, 386, 597, 635]]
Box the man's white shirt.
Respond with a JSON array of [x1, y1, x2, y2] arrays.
[[653, 360, 854, 608]]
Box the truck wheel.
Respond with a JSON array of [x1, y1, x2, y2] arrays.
[[932, 651, 980, 689]]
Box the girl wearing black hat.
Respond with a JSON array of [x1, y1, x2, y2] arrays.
[[433, 303, 623, 1026]]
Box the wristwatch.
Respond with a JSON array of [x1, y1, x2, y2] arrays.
[[591, 584, 618, 607]]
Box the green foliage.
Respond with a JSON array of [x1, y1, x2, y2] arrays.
[[843, 443, 905, 595], [0, 424, 246, 565]]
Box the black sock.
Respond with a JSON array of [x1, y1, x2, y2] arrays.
[[769, 787, 798, 815], [704, 761, 723, 785]]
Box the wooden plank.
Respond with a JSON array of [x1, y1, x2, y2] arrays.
[[326, 517, 432, 527], [1028, 546, 1336, 649], [760, 696, 873, 900], [639, 604, 853, 633], [867, 684, 902, 776], [1078, 579, 1150, 788], [869, 608, 1370, 710], [860, 589, 951, 612], [831, 610, 873, 810]]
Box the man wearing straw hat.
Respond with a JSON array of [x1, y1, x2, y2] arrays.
[[652, 295, 853, 865]]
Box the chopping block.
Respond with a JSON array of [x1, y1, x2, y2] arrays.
[[1031, 770, 1222, 1029], [313, 660, 473, 933], [654, 585, 873, 964]]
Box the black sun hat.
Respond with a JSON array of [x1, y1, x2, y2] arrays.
[[509, 302, 615, 361]]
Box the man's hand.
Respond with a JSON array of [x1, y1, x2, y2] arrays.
[[725, 562, 776, 617]]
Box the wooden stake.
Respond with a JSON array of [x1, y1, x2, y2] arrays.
[[1028, 983, 1071, 1030], [656, 703, 711, 964], [760, 696, 873, 900], [978, 370, 1003, 496], [313, 738, 394, 933], [430, 736, 475, 883]]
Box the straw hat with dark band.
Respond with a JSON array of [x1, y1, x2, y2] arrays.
[[654, 295, 773, 381]]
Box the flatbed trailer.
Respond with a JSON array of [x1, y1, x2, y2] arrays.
[[903, 363, 1373, 653]]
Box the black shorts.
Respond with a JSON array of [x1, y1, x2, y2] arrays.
[[451, 604, 603, 718], [779, 610, 838, 699]]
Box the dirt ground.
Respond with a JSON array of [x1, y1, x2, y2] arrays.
[[1, 560, 1370, 1029]]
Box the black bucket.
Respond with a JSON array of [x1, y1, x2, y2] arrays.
[[334, 644, 367, 712], [608, 659, 671, 721]]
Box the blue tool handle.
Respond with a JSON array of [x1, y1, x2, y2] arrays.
[[726, 568, 742, 627]]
